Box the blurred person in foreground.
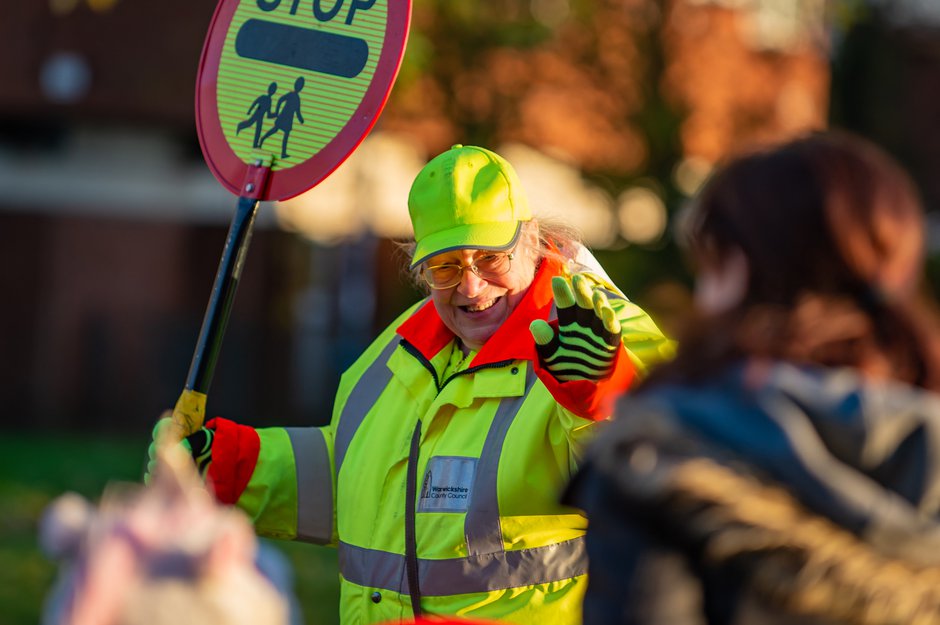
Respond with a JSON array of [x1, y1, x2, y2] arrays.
[[564, 130, 940, 625], [150, 144, 674, 624], [41, 439, 291, 625]]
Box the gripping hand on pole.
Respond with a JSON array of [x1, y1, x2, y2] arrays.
[[146, 411, 215, 484], [529, 274, 622, 382]]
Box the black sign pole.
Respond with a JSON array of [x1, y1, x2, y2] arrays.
[[169, 159, 272, 440]]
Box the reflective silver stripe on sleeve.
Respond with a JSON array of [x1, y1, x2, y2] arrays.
[[464, 367, 538, 556], [285, 427, 333, 544], [334, 338, 399, 476], [339, 537, 586, 596]]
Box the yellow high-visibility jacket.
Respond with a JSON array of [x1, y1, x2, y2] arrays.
[[205, 256, 673, 624]]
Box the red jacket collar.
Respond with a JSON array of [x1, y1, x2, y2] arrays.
[[396, 256, 563, 367]]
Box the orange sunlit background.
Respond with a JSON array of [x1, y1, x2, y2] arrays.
[[9, 0, 940, 431], [1, 0, 939, 622], [5, 0, 938, 432]]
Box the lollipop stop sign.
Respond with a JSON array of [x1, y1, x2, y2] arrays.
[[197, 0, 412, 201], [165, 0, 410, 440]]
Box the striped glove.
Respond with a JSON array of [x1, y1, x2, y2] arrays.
[[183, 427, 214, 478], [146, 417, 214, 484], [529, 273, 622, 382]]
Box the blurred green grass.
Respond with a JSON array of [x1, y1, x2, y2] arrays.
[[0, 431, 340, 625]]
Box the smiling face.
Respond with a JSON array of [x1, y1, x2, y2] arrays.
[[426, 224, 540, 351]]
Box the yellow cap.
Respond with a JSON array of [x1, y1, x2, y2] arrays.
[[408, 145, 532, 268]]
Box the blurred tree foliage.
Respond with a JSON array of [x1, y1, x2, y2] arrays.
[[387, 0, 670, 175], [377, 0, 940, 315], [381, 0, 690, 329], [379, 0, 883, 334]]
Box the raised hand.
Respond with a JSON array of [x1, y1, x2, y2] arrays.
[[529, 273, 622, 382]]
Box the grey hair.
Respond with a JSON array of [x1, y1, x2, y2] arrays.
[[395, 218, 584, 292]]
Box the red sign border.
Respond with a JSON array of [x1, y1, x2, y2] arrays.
[[195, 0, 411, 201]]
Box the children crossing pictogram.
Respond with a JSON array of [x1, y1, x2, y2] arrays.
[[196, 0, 410, 199], [258, 76, 305, 159]]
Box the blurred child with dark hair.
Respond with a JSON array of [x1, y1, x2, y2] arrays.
[[566, 131, 940, 625]]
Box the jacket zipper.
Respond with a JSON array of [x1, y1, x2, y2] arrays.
[[405, 420, 423, 616]]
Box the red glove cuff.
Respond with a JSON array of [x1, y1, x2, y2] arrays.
[[533, 344, 635, 421], [204, 417, 260, 504]]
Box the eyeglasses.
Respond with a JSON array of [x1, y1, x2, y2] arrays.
[[422, 251, 515, 290]]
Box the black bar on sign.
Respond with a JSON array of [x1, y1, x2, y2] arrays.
[[235, 18, 369, 79]]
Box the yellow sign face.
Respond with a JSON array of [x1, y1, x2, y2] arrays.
[[217, 0, 388, 171]]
